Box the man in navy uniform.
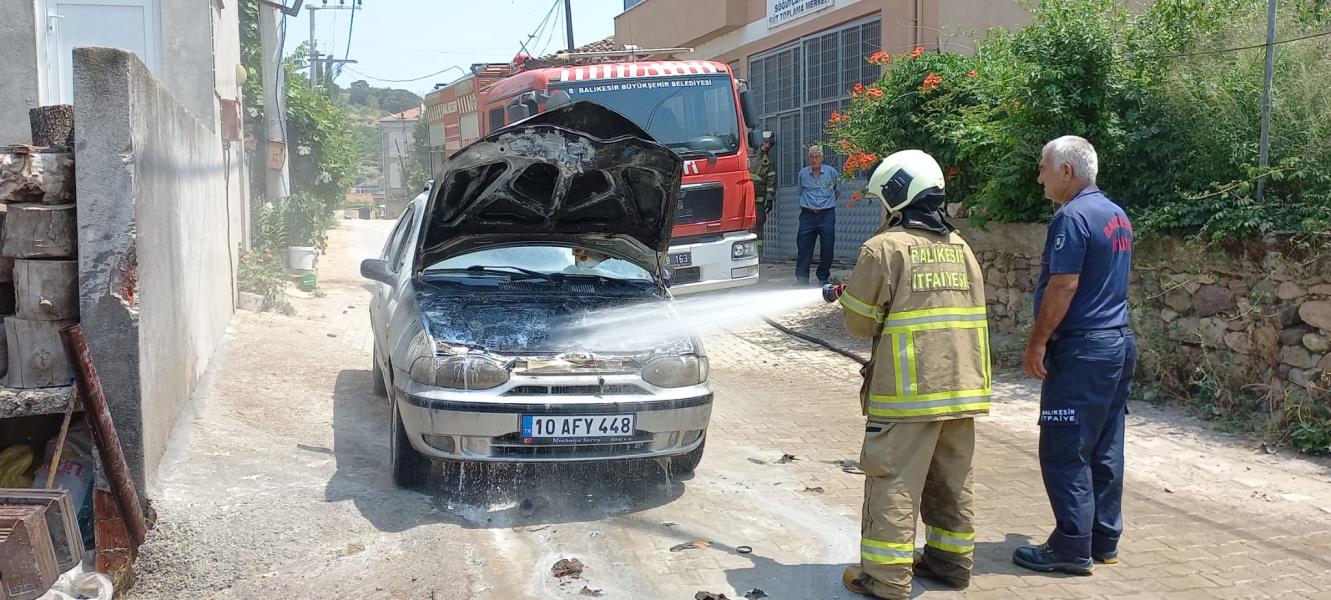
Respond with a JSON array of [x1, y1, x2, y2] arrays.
[[1013, 136, 1137, 576]]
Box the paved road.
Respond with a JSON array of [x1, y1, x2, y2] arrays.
[[130, 220, 1331, 599]]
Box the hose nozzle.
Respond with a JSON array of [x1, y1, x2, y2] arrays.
[[822, 284, 846, 303]]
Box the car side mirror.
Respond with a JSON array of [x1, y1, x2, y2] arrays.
[[361, 258, 395, 285], [748, 129, 764, 151]]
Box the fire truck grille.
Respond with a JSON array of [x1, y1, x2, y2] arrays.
[[674, 186, 724, 225]]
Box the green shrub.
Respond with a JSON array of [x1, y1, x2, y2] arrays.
[[828, 0, 1331, 241], [284, 192, 330, 250], [238, 249, 291, 313]]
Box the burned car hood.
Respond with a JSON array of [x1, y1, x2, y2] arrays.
[[417, 282, 691, 355], [415, 101, 683, 277]]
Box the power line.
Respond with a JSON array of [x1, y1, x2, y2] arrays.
[[345, 65, 466, 83], [1117, 28, 1330, 63], [337, 1, 357, 78]]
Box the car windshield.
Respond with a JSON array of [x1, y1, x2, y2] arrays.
[[552, 75, 740, 156], [425, 246, 654, 281]]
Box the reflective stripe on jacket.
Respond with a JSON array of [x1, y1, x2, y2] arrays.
[[749, 151, 775, 203], [840, 223, 991, 421]]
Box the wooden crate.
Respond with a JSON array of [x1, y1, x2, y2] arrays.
[[0, 504, 59, 600], [0, 488, 84, 573]]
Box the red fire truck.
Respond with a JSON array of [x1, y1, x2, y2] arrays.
[[430, 55, 765, 294]]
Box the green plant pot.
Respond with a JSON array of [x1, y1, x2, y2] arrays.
[[298, 273, 318, 292]]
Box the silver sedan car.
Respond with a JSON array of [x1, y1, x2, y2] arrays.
[[362, 102, 712, 488]]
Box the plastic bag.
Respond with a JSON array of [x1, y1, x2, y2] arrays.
[[0, 444, 35, 487], [38, 560, 114, 600], [34, 423, 96, 542]]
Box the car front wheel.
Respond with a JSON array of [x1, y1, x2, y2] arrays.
[[391, 399, 430, 488]]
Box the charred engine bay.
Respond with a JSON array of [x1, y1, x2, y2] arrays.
[[416, 278, 689, 356]]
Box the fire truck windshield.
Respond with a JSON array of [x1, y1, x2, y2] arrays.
[[552, 75, 740, 158]]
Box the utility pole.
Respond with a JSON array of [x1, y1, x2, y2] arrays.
[[563, 0, 575, 52], [308, 8, 320, 88], [306, 3, 358, 89], [260, 2, 291, 202], [1256, 0, 1277, 202]]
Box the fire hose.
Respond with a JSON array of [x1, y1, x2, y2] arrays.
[[758, 283, 870, 366]]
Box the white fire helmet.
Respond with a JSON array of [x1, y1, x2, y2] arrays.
[[861, 149, 945, 213]]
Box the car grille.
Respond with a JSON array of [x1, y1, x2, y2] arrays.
[[674, 185, 723, 225], [504, 384, 646, 396], [669, 267, 701, 286], [488, 431, 656, 459]]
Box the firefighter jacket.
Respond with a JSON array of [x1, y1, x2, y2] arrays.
[[840, 223, 991, 422], [749, 150, 775, 204]]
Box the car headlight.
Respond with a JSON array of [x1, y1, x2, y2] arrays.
[[407, 331, 511, 390], [641, 354, 709, 388], [732, 240, 757, 260]]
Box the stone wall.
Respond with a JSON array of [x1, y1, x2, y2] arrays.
[[965, 220, 1331, 419]]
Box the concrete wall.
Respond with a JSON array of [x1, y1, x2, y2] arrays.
[[160, 0, 217, 130], [0, 0, 41, 144], [937, 0, 1031, 53], [74, 48, 239, 500], [212, 0, 250, 251]]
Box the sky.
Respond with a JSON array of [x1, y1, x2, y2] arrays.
[[280, 0, 625, 97]]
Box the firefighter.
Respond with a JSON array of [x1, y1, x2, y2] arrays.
[[834, 150, 990, 600], [749, 131, 776, 251]]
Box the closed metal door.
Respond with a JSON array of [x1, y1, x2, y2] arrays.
[[44, 0, 161, 103]]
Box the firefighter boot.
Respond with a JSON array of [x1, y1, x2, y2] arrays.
[[842, 566, 908, 600], [912, 557, 969, 590]]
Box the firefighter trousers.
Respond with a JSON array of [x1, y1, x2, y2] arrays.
[[848, 418, 976, 600]]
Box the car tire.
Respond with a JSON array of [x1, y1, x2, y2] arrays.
[[391, 399, 430, 489], [669, 436, 706, 476], [371, 343, 388, 397]]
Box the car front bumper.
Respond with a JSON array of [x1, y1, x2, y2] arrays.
[[395, 375, 713, 463]]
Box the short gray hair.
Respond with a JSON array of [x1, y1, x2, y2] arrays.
[[1042, 136, 1099, 185]]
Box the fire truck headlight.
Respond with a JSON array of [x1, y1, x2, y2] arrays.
[[731, 241, 757, 260]]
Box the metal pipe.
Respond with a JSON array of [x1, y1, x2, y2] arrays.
[[1256, 0, 1277, 202], [59, 324, 149, 551]]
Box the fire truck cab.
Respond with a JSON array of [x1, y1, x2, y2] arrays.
[[476, 57, 765, 295]]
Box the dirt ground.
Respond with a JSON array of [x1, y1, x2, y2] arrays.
[[127, 220, 1331, 599]]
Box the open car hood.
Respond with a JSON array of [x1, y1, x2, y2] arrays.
[[415, 101, 683, 277]]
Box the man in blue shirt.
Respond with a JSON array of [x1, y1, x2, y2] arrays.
[[1014, 136, 1136, 576], [796, 145, 840, 285]]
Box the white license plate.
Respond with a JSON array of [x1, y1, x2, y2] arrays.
[[521, 414, 636, 444]]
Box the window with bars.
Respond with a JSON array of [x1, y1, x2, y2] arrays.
[[748, 17, 882, 187]]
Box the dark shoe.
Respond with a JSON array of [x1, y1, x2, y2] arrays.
[[1012, 544, 1093, 576], [1093, 550, 1119, 565], [841, 566, 872, 596], [912, 558, 970, 589]]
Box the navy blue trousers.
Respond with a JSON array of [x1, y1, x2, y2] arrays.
[[796, 208, 835, 283], [1038, 328, 1137, 560]]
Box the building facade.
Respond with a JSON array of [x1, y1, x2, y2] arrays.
[[378, 106, 422, 218], [615, 0, 1032, 261]]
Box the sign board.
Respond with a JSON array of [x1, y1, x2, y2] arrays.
[[768, 0, 836, 29]]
